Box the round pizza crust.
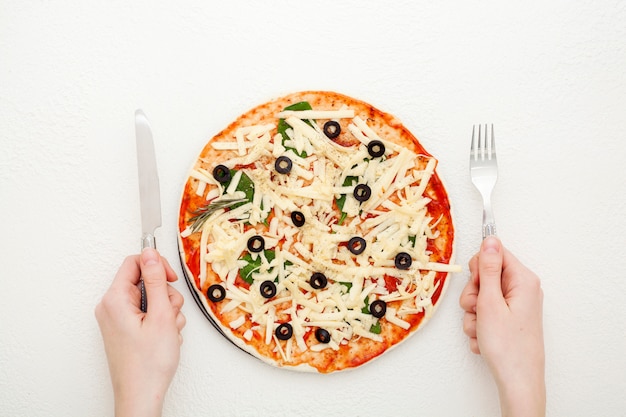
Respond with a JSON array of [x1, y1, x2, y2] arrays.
[[178, 91, 458, 373]]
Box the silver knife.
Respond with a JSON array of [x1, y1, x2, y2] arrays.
[[135, 109, 162, 312]]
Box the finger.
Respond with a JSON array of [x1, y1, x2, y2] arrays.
[[468, 254, 479, 285], [176, 311, 186, 332], [110, 255, 141, 289], [459, 278, 478, 312], [462, 312, 477, 338], [476, 236, 505, 303], [100, 256, 143, 314], [168, 285, 185, 311], [162, 257, 179, 283], [140, 248, 171, 316], [469, 338, 480, 354], [95, 256, 143, 325]]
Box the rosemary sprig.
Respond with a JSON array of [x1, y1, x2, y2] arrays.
[[188, 197, 245, 233]]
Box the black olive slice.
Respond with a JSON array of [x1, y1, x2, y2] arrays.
[[367, 140, 386, 158], [323, 121, 341, 139], [310, 272, 328, 290], [260, 280, 277, 299], [247, 235, 265, 253], [207, 284, 226, 302], [347, 236, 366, 255], [212, 165, 231, 184], [353, 184, 372, 202], [315, 328, 331, 344], [370, 300, 387, 318], [275, 156, 293, 174], [275, 323, 293, 340], [394, 252, 412, 270], [291, 211, 305, 227]]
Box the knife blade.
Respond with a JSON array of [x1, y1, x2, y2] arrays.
[[135, 109, 162, 312]]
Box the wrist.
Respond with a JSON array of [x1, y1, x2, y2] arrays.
[[497, 376, 546, 417], [113, 382, 166, 417]]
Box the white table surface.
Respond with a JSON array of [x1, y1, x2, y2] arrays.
[[2, 1, 626, 416]]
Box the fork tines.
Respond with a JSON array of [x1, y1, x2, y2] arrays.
[[471, 124, 496, 161]]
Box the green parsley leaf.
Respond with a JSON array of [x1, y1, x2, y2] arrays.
[[370, 321, 382, 334], [277, 101, 312, 158]]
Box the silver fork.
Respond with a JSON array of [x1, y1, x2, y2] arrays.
[[470, 124, 498, 239]]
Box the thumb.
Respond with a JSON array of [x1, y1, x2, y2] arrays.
[[477, 236, 505, 302], [140, 248, 170, 315]]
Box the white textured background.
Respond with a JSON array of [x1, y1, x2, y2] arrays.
[[1, 1, 625, 416]]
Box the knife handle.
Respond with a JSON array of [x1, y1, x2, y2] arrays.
[[141, 233, 157, 250], [140, 233, 156, 312], [140, 281, 147, 313]]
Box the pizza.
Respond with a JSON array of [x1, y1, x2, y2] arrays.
[[178, 91, 460, 373]]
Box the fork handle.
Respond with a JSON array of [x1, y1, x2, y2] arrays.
[[482, 203, 497, 239], [483, 222, 497, 239]]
